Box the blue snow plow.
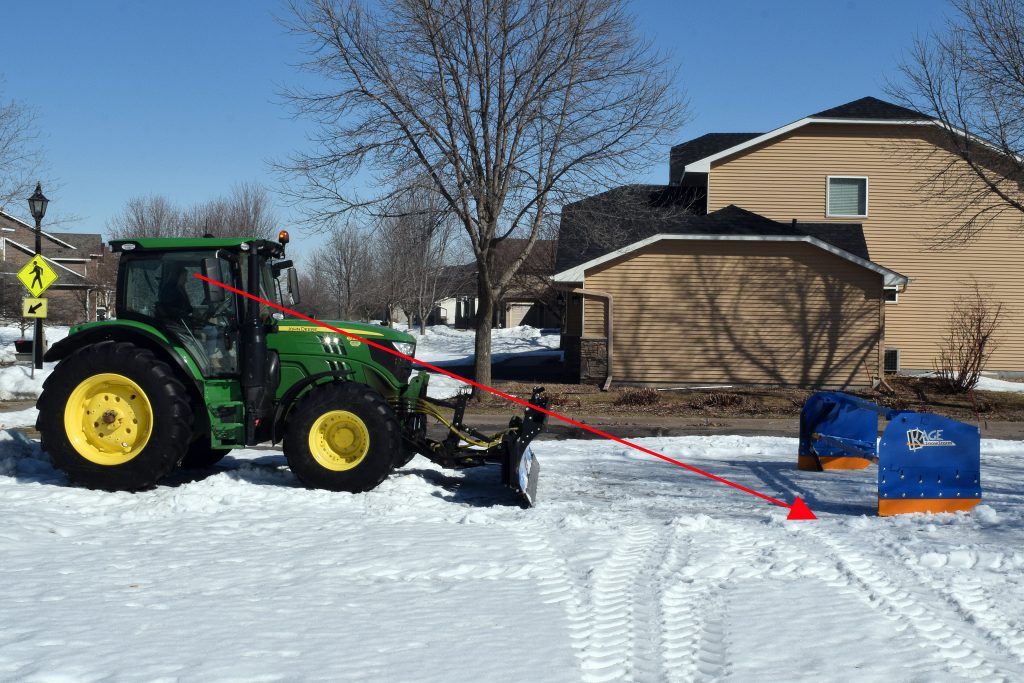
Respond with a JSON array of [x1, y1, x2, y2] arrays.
[[798, 392, 982, 516]]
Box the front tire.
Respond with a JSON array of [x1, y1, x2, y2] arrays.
[[284, 382, 400, 492], [37, 341, 194, 491]]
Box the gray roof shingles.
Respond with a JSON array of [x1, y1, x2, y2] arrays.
[[556, 196, 870, 275], [810, 96, 931, 120], [669, 133, 762, 184]]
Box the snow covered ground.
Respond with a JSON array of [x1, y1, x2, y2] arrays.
[[1, 431, 1023, 680], [2, 323, 1024, 680]]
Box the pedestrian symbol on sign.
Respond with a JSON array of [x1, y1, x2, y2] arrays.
[[17, 255, 58, 297]]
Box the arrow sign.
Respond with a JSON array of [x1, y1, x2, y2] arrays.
[[196, 273, 817, 520], [22, 297, 48, 319]]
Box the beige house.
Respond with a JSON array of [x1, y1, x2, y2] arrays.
[[554, 97, 1023, 388]]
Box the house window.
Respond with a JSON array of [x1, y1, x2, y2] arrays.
[[827, 176, 868, 217], [884, 287, 899, 304], [884, 348, 900, 374]]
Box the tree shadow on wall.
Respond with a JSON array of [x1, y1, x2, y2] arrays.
[[614, 247, 882, 388]]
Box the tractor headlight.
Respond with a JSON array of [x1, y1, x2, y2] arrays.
[[392, 341, 415, 358]]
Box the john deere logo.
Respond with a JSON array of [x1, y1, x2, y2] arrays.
[[906, 428, 956, 451]]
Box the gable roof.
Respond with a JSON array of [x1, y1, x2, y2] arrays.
[[810, 96, 931, 120], [669, 133, 761, 184], [0, 209, 104, 259], [555, 184, 707, 273], [554, 203, 902, 286], [676, 96, 937, 175], [556, 186, 866, 270]]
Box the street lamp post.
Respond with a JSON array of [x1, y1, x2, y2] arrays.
[[28, 183, 49, 371]]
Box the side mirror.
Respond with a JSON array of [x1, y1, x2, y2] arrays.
[[201, 258, 226, 304], [271, 259, 294, 278], [287, 267, 301, 306]]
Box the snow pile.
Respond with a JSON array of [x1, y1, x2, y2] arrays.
[[1, 431, 1023, 680], [409, 324, 561, 366], [976, 375, 1024, 393], [0, 324, 69, 364], [0, 365, 52, 401], [0, 325, 68, 402], [405, 324, 560, 399]]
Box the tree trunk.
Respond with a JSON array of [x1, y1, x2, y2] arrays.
[[473, 280, 495, 394]]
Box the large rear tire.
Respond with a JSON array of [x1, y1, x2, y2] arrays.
[[284, 382, 400, 492], [37, 341, 194, 491]]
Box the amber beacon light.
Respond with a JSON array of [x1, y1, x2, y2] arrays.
[[278, 230, 290, 245]]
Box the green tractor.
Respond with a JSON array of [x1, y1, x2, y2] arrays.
[[36, 234, 546, 504]]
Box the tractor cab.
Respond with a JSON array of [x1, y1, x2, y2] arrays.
[[112, 237, 295, 373]]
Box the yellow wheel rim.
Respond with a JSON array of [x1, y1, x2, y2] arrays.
[[63, 373, 154, 466], [308, 410, 370, 471]]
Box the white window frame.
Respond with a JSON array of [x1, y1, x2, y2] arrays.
[[826, 175, 869, 218], [884, 286, 899, 304]]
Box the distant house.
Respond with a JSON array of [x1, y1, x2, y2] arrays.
[[438, 239, 560, 329], [0, 209, 107, 324], [554, 96, 1022, 388]]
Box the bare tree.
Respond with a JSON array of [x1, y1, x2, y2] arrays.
[[889, 0, 1024, 241], [374, 186, 461, 334], [108, 195, 183, 239], [0, 83, 45, 215], [282, 0, 687, 389], [308, 221, 376, 319], [108, 183, 278, 240], [934, 282, 1004, 392], [182, 183, 278, 239]]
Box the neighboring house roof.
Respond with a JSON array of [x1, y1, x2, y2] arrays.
[[493, 238, 556, 276], [553, 204, 905, 287], [445, 239, 558, 298], [3, 237, 90, 281], [676, 96, 936, 175], [0, 209, 104, 260], [555, 184, 707, 273], [669, 133, 761, 184]]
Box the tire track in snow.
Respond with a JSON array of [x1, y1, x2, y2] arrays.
[[513, 526, 591, 660], [576, 523, 667, 683], [877, 537, 1024, 668], [803, 528, 1009, 680], [660, 520, 768, 683]]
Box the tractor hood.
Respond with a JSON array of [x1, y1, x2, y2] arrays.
[[275, 320, 416, 346]]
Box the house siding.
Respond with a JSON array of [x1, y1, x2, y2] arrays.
[[582, 240, 884, 386], [707, 123, 1024, 371]]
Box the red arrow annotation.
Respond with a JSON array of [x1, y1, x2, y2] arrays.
[[196, 273, 816, 521]]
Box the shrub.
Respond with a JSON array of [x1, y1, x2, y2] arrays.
[[688, 392, 746, 410], [934, 283, 1004, 393], [613, 387, 661, 406]]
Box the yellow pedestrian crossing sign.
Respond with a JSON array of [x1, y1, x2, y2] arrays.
[[17, 255, 58, 297], [22, 298, 47, 318]]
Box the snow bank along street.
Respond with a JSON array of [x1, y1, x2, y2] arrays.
[[2, 323, 1024, 680]]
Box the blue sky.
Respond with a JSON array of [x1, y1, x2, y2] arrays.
[[2, 0, 947, 257]]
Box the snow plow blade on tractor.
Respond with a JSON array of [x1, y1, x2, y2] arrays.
[[403, 386, 547, 506], [798, 392, 981, 515], [35, 234, 548, 507]]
